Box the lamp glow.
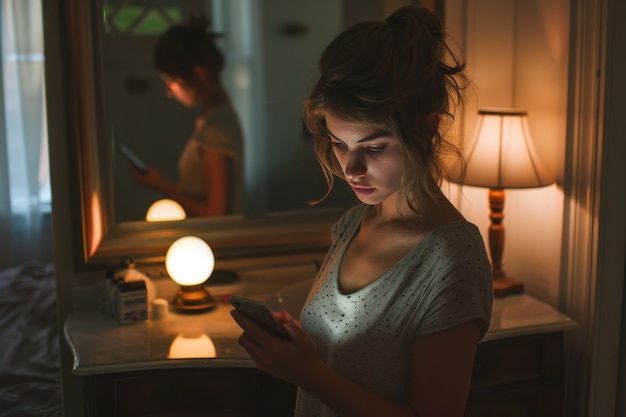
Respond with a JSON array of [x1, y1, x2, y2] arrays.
[[166, 236, 216, 311], [448, 108, 555, 297], [145, 199, 186, 222], [168, 332, 216, 359]]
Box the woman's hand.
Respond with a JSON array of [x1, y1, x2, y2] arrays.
[[131, 165, 164, 189], [231, 309, 322, 385]]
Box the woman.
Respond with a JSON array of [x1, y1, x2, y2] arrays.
[[132, 17, 244, 217], [232, 6, 492, 417]]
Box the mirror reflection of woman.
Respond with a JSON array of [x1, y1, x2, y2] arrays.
[[232, 6, 493, 417], [131, 17, 244, 217]]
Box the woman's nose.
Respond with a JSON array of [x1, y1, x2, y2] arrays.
[[344, 152, 367, 179]]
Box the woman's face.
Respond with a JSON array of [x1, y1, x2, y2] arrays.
[[325, 112, 405, 205], [160, 74, 200, 108]]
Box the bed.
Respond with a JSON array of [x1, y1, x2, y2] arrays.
[[0, 263, 62, 417]]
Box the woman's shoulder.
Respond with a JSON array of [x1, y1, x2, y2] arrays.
[[420, 220, 489, 263], [202, 104, 241, 130], [336, 204, 369, 226], [194, 104, 244, 151], [329, 204, 368, 239], [426, 220, 484, 245], [431, 220, 480, 235]]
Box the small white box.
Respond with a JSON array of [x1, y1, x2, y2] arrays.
[[116, 280, 148, 324]]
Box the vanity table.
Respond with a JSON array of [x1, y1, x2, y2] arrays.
[[465, 294, 578, 417], [65, 294, 577, 417]]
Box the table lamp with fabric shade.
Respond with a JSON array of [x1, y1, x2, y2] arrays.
[[448, 108, 555, 297]]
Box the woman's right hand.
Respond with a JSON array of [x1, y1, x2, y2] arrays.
[[131, 166, 164, 189], [231, 309, 323, 386]]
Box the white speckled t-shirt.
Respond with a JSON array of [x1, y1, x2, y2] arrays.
[[295, 204, 493, 417]]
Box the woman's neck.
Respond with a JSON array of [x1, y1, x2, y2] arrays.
[[371, 187, 463, 230], [200, 84, 229, 117]]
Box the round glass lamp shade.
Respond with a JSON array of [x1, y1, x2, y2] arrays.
[[165, 236, 215, 287], [145, 199, 186, 222]]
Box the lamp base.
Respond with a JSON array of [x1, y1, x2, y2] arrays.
[[172, 285, 216, 312], [493, 274, 524, 297]]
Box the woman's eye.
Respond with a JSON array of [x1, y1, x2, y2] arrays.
[[330, 141, 346, 150], [367, 145, 385, 153]]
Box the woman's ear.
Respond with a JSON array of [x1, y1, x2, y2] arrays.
[[425, 112, 440, 137], [191, 65, 207, 82]]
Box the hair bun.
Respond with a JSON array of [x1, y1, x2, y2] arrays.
[[386, 6, 443, 40], [384, 14, 404, 28], [419, 10, 443, 39]]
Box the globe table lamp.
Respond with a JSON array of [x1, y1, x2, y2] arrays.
[[449, 108, 555, 297], [166, 236, 216, 311], [146, 199, 186, 222]]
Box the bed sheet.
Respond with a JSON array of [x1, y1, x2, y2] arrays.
[[0, 263, 62, 417]]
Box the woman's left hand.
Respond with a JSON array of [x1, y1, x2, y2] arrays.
[[231, 309, 322, 385]]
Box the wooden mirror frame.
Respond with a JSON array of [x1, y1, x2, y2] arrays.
[[61, 0, 340, 270]]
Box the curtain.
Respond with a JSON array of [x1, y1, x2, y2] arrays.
[[0, 0, 51, 269]]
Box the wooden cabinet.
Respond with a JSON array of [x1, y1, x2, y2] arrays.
[[466, 332, 565, 417], [82, 332, 566, 417], [85, 368, 295, 417]]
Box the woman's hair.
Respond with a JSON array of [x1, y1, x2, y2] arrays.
[[153, 16, 224, 82], [303, 6, 468, 214]]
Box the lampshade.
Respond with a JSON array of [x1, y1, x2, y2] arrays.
[[145, 199, 186, 222], [453, 108, 555, 189]]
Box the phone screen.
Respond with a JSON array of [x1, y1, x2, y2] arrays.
[[119, 143, 148, 174], [230, 296, 290, 339]]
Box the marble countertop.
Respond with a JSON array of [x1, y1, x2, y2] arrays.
[[483, 293, 578, 342], [65, 302, 252, 376], [65, 294, 578, 376]]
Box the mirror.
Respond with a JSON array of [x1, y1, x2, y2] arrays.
[[61, 0, 434, 269], [105, 0, 358, 221]]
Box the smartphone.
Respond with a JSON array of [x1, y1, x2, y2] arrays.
[[230, 296, 290, 340], [119, 143, 148, 174]]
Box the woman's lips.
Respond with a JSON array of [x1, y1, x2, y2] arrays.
[[351, 186, 376, 196]]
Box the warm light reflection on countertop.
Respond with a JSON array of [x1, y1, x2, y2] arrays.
[[65, 302, 249, 375], [168, 332, 217, 359]]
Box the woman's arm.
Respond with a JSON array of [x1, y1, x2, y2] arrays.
[[198, 146, 230, 216], [410, 319, 481, 417], [232, 311, 480, 417]]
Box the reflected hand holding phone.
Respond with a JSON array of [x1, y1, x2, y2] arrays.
[[119, 143, 148, 174]]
